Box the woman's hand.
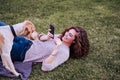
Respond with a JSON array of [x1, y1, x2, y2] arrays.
[[47, 29, 54, 39], [54, 38, 62, 46], [39, 29, 54, 41], [50, 38, 62, 56]]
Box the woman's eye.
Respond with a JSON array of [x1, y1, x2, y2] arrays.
[[69, 33, 73, 37]]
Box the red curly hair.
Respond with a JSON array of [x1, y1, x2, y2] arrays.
[[60, 26, 89, 59]]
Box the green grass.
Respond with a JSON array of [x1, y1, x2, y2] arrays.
[[0, 0, 120, 80]]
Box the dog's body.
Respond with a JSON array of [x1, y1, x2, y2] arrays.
[[0, 21, 35, 76]]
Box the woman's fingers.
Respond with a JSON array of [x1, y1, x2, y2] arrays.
[[47, 29, 53, 38], [54, 38, 62, 46]]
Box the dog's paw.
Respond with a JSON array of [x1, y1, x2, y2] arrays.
[[14, 72, 20, 77]]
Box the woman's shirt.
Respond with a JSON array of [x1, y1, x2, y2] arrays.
[[24, 39, 70, 71]]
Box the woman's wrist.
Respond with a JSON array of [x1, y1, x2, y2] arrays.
[[51, 53, 56, 56], [56, 44, 61, 47], [39, 34, 49, 41]]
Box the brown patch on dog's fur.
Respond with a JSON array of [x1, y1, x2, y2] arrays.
[[0, 33, 4, 54]]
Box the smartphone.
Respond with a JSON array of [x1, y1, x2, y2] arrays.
[[49, 24, 54, 39]]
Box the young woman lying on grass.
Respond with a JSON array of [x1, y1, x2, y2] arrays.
[[0, 21, 90, 71]]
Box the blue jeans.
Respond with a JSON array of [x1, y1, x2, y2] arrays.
[[11, 36, 33, 62], [0, 21, 8, 26], [0, 21, 32, 62]]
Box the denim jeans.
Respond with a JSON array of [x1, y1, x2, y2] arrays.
[[0, 21, 7, 26]]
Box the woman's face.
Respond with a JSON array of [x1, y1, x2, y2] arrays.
[[62, 29, 77, 44]]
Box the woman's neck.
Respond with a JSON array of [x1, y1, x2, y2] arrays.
[[62, 41, 71, 47]]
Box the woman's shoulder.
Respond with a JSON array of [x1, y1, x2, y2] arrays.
[[59, 44, 69, 57]]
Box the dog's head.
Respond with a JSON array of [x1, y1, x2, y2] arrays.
[[20, 20, 36, 37]]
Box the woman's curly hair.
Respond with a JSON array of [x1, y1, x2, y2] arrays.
[[60, 26, 90, 59]]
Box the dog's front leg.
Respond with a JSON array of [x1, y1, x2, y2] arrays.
[[1, 42, 19, 76], [1, 52, 19, 76]]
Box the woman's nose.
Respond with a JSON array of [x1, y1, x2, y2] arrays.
[[66, 32, 69, 36], [65, 34, 68, 38]]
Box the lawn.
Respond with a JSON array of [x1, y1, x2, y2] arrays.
[[0, 0, 120, 80]]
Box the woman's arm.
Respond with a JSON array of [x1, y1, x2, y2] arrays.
[[26, 32, 51, 41], [41, 38, 69, 71], [41, 46, 69, 71], [39, 29, 54, 41], [44, 44, 60, 64], [44, 38, 62, 64], [39, 34, 50, 41]]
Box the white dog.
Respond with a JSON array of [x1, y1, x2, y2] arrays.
[[0, 20, 35, 76]]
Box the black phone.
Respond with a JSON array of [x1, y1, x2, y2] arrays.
[[49, 24, 54, 39]]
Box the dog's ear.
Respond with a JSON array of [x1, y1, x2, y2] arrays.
[[21, 20, 36, 36]]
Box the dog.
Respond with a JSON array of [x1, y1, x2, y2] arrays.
[[0, 20, 35, 76]]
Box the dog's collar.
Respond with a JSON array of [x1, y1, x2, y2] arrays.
[[9, 26, 17, 37]]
